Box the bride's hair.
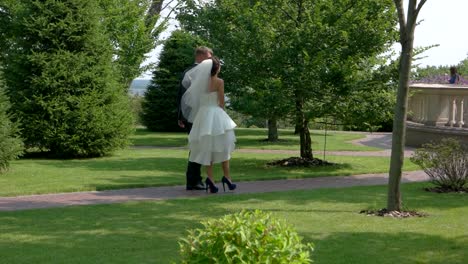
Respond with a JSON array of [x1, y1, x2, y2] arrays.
[[211, 56, 221, 76]]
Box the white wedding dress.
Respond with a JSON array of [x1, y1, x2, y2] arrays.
[[181, 59, 236, 166], [188, 91, 236, 165]]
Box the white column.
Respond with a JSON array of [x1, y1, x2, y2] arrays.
[[458, 97, 465, 128], [450, 97, 457, 127]]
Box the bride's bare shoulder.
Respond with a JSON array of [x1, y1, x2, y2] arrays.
[[211, 77, 223, 90]]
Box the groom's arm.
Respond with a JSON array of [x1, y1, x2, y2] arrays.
[[177, 82, 187, 127], [177, 67, 194, 127]]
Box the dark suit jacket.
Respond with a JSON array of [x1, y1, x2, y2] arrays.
[[177, 63, 198, 123]]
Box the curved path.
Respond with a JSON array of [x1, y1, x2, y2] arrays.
[[0, 133, 428, 211]]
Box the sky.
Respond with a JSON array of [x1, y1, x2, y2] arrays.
[[140, 0, 468, 78], [408, 0, 468, 67]]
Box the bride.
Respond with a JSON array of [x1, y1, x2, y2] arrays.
[[181, 57, 237, 193]]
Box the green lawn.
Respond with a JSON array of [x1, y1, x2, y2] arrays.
[[131, 127, 381, 151], [1, 148, 419, 197], [0, 183, 466, 263]]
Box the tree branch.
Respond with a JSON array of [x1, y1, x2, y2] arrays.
[[393, 0, 407, 42], [406, 0, 423, 36], [277, 5, 298, 26], [146, 0, 164, 28], [415, 0, 428, 19], [148, 0, 164, 16], [331, 0, 358, 24], [161, 0, 176, 10], [162, 0, 181, 23]]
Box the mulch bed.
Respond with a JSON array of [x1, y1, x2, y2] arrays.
[[424, 186, 468, 194], [360, 208, 428, 218], [266, 157, 336, 167]]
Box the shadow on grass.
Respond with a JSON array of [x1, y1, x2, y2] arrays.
[[307, 231, 467, 264], [24, 154, 355, 180], [131, 137, 187, 147], [83, 155, 353, 191], [89, 174, 184, 191], [0, 201, 217, 263], [231, 183, 468, 211], [130, 127, 347, 149], [1, 188, 466, 263], [30, 157, 188, 173]]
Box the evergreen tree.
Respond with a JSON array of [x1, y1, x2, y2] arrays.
[[141, 30, 207, 132], [2, 0, 133, 158], [0, 71, 23, 172]]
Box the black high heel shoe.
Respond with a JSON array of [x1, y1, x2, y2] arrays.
[[205, 178, 219, 193], [221, 176, 237, 192]]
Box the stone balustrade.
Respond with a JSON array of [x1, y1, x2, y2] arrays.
[[406, 83, 468, 147]]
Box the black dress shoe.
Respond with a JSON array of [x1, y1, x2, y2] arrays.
[[186, 183, 205, 190], [193, 182, 205, 190]]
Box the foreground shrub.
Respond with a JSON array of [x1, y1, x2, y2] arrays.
[[179, 210, 313, 263], [411, 138, 468, 192]]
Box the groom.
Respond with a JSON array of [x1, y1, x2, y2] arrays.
[[177, 46, 213, 190]]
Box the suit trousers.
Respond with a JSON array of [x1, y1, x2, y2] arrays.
[[184, 122, 202, 186]]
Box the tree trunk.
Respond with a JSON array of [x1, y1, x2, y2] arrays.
[[146, 0, 164, 28], [295, 90, 313, 159], [387, 0, 425, 211], [300, 118, 313, 159], [294, 123, 299, 134], [387, 41, 412, 211], [267, 118, 278, 141]]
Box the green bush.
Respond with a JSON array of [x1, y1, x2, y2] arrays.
[[0, 82, 23, 172], [179, 210, 313, 263], [410, 138, 468, 191]]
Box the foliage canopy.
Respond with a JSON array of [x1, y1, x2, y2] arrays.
[[178, 0, 398, 157], [0, 0, 133, 157]]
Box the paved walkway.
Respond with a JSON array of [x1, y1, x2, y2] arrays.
[[0, 133, 428, 211]]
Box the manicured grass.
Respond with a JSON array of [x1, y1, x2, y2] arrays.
[[0, 183, 466, 263], [1, 148, 419, 196], [130, 127, 381, 151]]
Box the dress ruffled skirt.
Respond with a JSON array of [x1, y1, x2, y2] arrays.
[[188, 106, 236, 165]]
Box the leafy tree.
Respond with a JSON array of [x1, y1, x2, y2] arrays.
[[178, 0, 294, 141], [338, 55, 399, 132], [99, 0, 166, 89], [414, 53, 468, 82], [179, 0, 397, 158], [414, 65, 448, 80], [0, 70, 23, 172], [1, 0, 133, 158], [388, 0, 427, 211], [141, 30, 207, 131], [457, 57, 468, 76]]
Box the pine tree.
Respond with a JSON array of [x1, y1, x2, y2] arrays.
[[141, 30, 207, 132], [0, 72, 23, 172], [2, 0, 133, 158]]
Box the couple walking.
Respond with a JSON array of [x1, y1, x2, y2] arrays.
[[177, 47, 237, 193]]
